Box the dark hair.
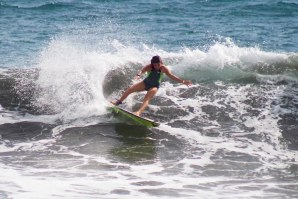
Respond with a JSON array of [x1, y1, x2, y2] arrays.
[[151, 55, 162, 64]]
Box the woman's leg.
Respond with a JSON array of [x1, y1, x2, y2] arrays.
[[114, 81, 146, 104], [134, 87, 158, 116]]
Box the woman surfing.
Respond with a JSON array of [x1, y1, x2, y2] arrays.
[[111, 55, 192, 116]]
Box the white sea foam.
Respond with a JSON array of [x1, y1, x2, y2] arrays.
[[29, 36, 298, 170], [29, 35, 297, 123], [1, 36, 296, 199]]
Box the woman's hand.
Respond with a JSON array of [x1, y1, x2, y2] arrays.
[[134, 74, 141, 80], [182, 80, 192, 86]]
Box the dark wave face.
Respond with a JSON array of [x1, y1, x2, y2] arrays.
[[0, 1, 72, 9]]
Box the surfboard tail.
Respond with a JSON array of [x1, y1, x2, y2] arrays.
[[108, 106, 160, 128]]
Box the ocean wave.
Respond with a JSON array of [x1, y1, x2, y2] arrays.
[[0, 1, 72, 10], [2, 37, 297, 120], [239, 1, 298, 17], [162, 40, 298, 83]]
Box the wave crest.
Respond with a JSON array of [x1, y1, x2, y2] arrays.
[[0, 1, 71, 10]]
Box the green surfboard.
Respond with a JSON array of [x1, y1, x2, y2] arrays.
[[108, 106, 160, 128]]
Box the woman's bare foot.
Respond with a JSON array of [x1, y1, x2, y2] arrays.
[[133, 111, 141, 116], [110, 99, 122, 106]]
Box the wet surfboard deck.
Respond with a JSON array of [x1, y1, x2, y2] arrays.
[[108, 106, 160, 128]]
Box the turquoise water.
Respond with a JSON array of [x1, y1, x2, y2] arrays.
[[1, 1, 298, 198], [1, 0, 297, 67]]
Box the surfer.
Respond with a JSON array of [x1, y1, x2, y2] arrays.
[[111, 55, 192, 116]]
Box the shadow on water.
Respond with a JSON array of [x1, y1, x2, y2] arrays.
[[52, 122, 158, 164], [0, 119, 187, 174], [57, 122, 186, 165], [111, 124, 157, 163]]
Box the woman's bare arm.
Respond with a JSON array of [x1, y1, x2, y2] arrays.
[[162, 66, 192, 86]]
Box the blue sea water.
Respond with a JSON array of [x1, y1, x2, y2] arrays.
[[0, 0, 298, 198], [1, 0, 297, 67]]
